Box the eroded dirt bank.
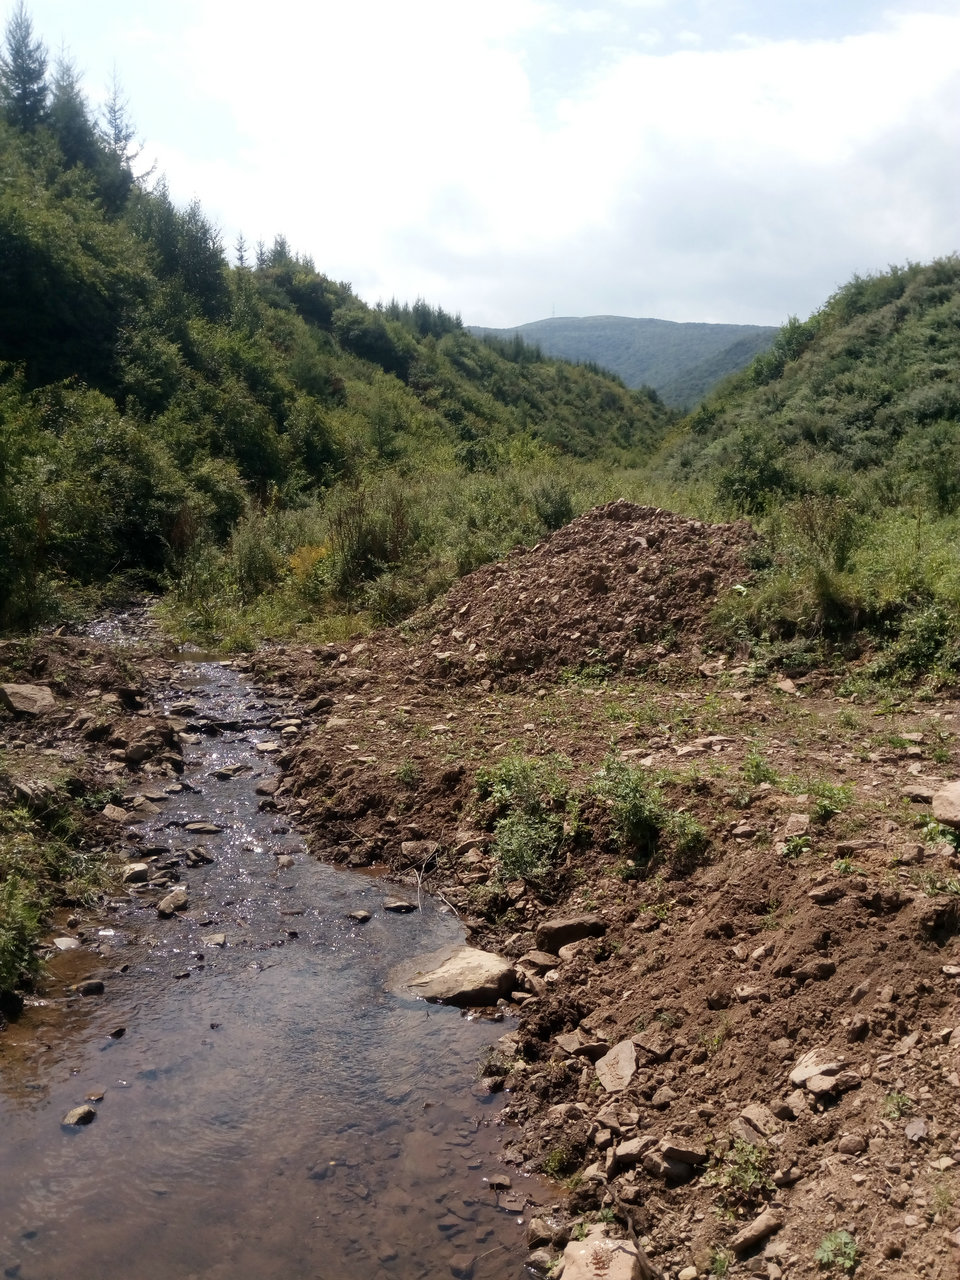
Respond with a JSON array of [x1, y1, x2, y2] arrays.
[[236, 501, 960, 1280], [2, 500, 959, 1280]]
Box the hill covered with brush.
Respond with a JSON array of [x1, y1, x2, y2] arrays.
[[470, 315, 777, 408], [649, 258, 960, 681], [0, 7, 674, 637]]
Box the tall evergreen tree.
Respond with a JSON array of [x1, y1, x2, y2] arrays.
[[49, 54, 99, 170], [0, 2, 47, 130]]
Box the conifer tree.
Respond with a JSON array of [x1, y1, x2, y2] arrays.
[[49, 55, 99, 169], [0, 1, 48, 130]]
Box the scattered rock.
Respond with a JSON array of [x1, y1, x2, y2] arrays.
[[729, 1206, 784, 1254], [535, 914, 606, 952], [61, 1105, 96, 1127], [932, 781, 960, 828], [158, 887, 189, 917], [595, 1040, 637, 1094], [561, 1224, 659, 1280], [0, 682, 55, 715]]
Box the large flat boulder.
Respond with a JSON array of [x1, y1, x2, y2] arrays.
[[535, 913, 606, 952], [404, 946, 515, 1006], [595, 1039, 637, 1093], [562, 1225, 660, 1280], [0, 683, 55, 715]]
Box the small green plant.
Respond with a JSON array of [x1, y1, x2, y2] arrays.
[[396, 758, 421, 786], [932, 1180, 955, 1215], [475, 753, 570, 883], [542, 1141, 577, 1179], [705, 1139, 774, 1207], [698, 1016, 729, 1056], [742, 748, 780, 786], [783, 834, 812, 857], [883, 1091, 914, 1119], [916, 871, 960, 897], [832, 857, 863, 875], [815, 1229, 859, 1273], [808, 780, 852, 823], [655, 1009, 680, 1028], [919, 816, 960, 849], [710, 1249, 732, 1278]]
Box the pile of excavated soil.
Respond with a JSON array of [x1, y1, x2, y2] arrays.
[[414, 500, 754, 682]]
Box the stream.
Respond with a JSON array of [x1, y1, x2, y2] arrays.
[[0, 655, 547, 1279]]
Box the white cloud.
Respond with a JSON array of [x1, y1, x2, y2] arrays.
[[34, 0, 960, 325]]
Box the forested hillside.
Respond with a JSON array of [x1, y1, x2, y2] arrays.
[[0, 5, 674, 638], [470, 315, 776, 407], [651, 258, 960, 680]]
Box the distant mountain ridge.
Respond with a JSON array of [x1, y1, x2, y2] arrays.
[[469, 315, 777, 408]]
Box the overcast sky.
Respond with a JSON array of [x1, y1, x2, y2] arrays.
[[19, 0, 960, 327]]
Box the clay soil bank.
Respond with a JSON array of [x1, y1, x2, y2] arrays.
[[2, 502, 960, 1279]]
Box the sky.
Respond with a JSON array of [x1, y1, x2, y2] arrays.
[[18, 0, 960, 328]]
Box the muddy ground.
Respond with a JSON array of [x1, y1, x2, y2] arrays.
[[2, 501, 959, 1280]]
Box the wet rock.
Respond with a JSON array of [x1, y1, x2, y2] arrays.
[[0, 682, 55, 715], [525, 1248, 555, 1275], [53, 936, 81, 951], [383, 898, 417, 913], [595, 1040, 637, 1093], [404, 946, 515, 1006], [62, 1105, 96, 1127], [536, 913, 606, 952], [399, 839, 440, 868], [158, 887, 189, 917], [102, 803, 134, 823], [201, 933, 226, 947], [347, 910, 371, 923], [75, 980, 104, 997], [185, 821, 224, 834], [449, 1253, 476, 1279], [275, 854, 296, 869], [122, 862, 151, 884]]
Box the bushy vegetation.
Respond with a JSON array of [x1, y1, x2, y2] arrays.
[[0, 5, 676, 638], [645, 258, 960, 680], [475, 755, 571, 882], [596, 758, 708, 873]]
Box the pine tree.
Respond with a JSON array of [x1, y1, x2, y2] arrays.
[[0, 2, 48, 130], [49, 54, 99, 169]]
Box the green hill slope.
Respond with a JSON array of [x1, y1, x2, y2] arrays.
[[469, 315, 777, 407], [0, 96, 674, 634], [658, 259, 960, 510], [650, 258, 960, 676]]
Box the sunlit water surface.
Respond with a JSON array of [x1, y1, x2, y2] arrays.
[[0, 661, 542, 1280]]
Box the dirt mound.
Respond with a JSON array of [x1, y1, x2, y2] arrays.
[[419, 501, 754, 681]]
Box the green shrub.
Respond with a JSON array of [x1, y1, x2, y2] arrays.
[[815, 1230, 859, 1273], [475, 754, 570, 883]]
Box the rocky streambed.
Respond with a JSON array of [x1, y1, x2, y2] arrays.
[[0, 647, 553, 1280]]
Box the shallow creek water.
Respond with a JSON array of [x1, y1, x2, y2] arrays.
[[0, 659, 545, 1280]]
